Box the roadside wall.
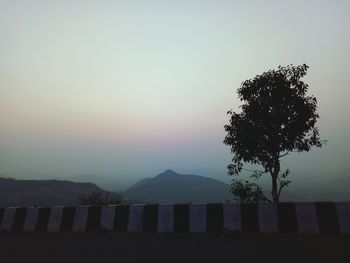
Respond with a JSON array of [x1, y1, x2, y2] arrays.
[[0, 202, 349, 234]]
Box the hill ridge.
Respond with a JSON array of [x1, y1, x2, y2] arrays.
[[123, 170, 232, 203]]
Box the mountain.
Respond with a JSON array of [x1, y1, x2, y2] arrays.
[[68, 174, 127, 192], [0, 178, 107, 207], [123, 169, 232, 203]]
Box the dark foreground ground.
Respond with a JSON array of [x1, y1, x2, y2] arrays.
[[1, 233, 350, 263]]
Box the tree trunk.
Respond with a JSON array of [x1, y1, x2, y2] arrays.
[[271, 175, 279, 203], [271, 158, 280, 203]]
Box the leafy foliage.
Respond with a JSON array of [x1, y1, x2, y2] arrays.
[[230, 180, 270, 203], [79, 191, 122, 206], [224, 64, 325, 202]]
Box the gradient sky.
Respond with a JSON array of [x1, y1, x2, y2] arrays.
[[0, 0, 349, 186]]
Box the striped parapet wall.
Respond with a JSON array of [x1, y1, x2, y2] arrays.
[[0, 202, 349, 235]]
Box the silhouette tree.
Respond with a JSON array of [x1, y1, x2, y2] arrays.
[[224, 64, 325, 202]]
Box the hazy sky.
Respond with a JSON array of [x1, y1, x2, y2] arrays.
[[0, 0, 349, 185]]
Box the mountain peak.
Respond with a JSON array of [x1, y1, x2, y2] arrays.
[[158, 169, 178, 177]]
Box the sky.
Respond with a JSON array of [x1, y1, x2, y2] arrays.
[[0, 0, 349, 187]]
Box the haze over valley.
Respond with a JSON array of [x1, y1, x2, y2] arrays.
[[1, 168, 349, 207]]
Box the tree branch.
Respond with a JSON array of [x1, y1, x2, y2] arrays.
[[277, 179, 291, 198], [261, 195, 272, 203], [279, 151, 290, 158], [277, 185, 284, 198], [242, 168, 265, 173]]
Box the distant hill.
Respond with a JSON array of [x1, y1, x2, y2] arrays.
[[294, 175, 350, 201], [69, 174, 125, 192], [240, 171, 350, 202], [123, 169, 232, 203], [0, 178, 107, 207]]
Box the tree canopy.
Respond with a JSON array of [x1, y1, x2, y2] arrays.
[[224, 64, 325, 202]]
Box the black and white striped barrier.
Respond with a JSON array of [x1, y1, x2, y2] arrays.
[[0, 203, 349, 234]]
